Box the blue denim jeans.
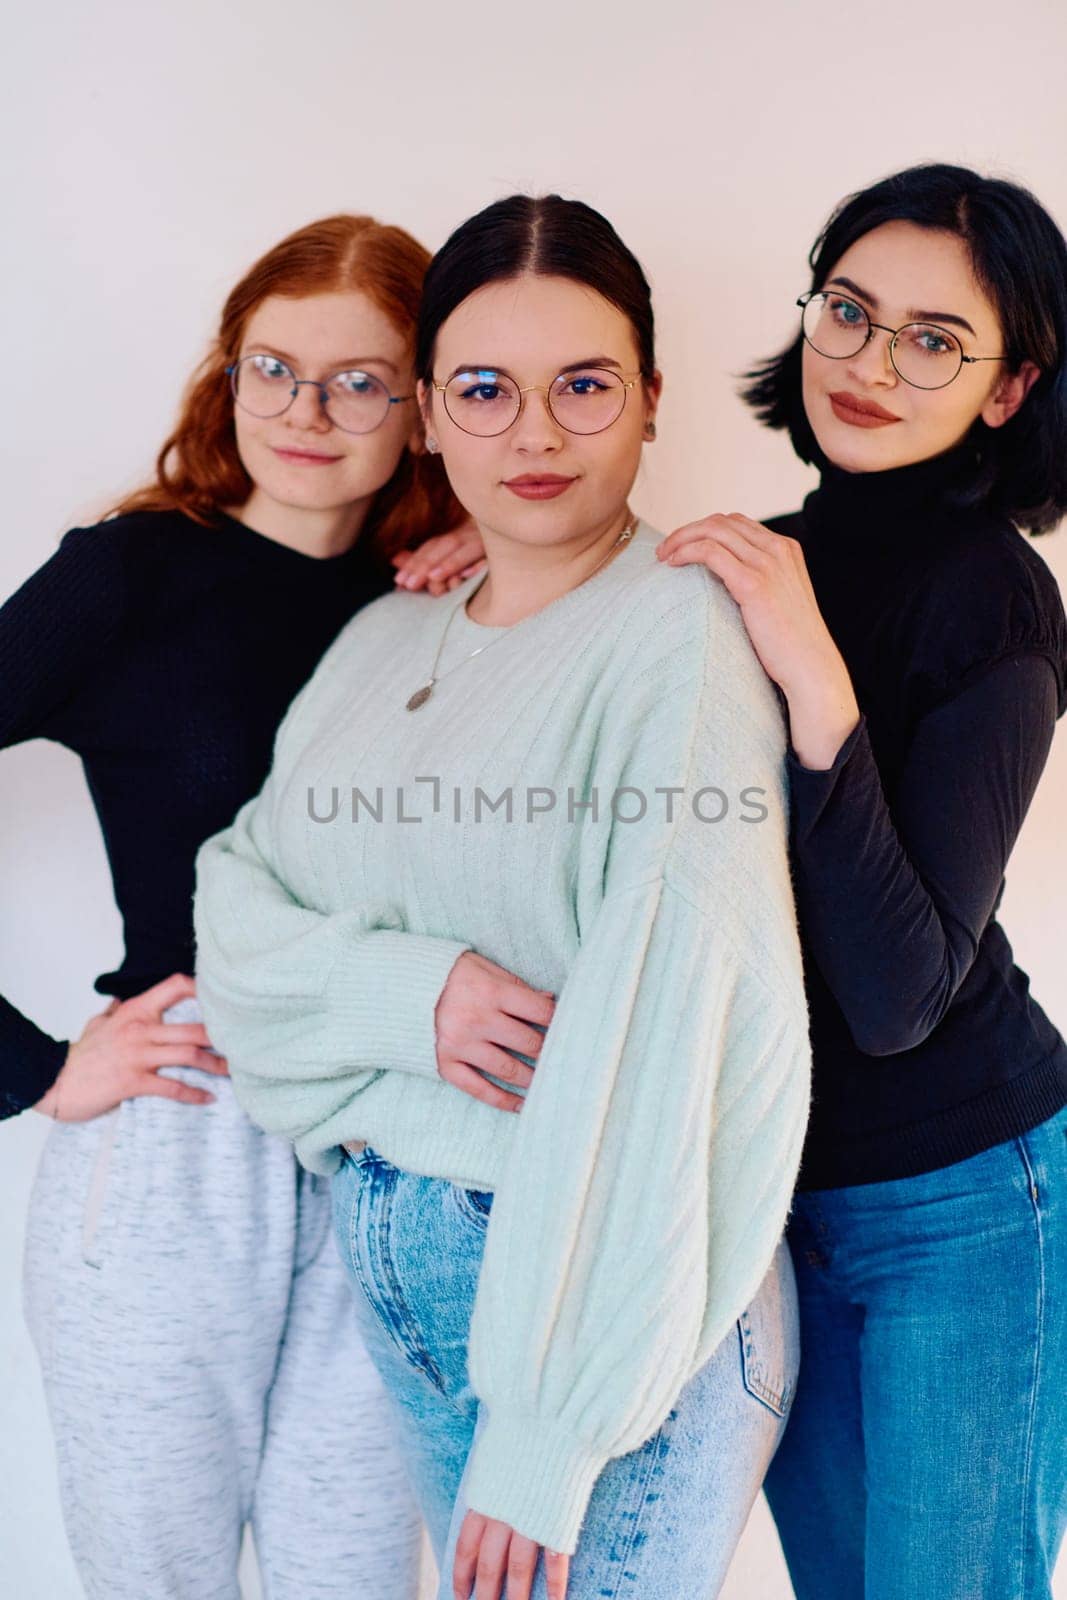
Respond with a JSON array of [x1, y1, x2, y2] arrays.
[[764, 1102, 1067, 1600], [332, 1146, 800, 1599]]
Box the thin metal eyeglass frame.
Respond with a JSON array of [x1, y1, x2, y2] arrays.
[[796, 291, 1009, 391], [226, 355, 415, 434], [430, 367, 642, 437]]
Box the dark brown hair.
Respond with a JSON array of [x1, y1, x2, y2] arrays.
[[414, 195, 656, 386]]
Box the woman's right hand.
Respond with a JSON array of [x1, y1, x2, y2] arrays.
[[435, 954, 555, 1113], [391, 520, 488, 596], [32, 973, 229, 1122]]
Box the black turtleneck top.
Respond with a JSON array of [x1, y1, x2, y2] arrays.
[[766, 445, 1067, 1188], [1, 508, 391, 1119]]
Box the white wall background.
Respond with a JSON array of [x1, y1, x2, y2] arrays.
[[2, 1, 1065, 1594]]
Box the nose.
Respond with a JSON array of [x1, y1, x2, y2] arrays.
[[511, 386, 564, 454], [286, 379, 332, 432], [844, 327, 897, 389]]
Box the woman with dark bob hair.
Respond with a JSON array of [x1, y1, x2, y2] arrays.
[[194, 195, 813, 1599], [654, 163, 1067, 1599]]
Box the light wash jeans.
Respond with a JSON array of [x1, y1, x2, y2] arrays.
[[22, 998, 422, 1600], [764, 1101, 1067, 1600], [332, 1144, 800, 1599]]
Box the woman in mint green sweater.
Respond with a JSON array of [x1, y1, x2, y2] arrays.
[[193, 196, 812, 1600]]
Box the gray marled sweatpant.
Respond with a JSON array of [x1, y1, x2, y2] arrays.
[[22, 996, 422, 1599]]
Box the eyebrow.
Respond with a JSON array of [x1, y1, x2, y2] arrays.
[[826, 276, 978, 339], [445, 355, 624, 381], [243, 345, 399, 373]]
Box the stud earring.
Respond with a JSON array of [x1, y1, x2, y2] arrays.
[[644, 420, 657, 440], [426, 439, 439, 454]]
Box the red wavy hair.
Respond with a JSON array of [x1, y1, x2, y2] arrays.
[[110, 214, 463, 570]]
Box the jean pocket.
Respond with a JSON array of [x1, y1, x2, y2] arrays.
[[737, 1240, 799, 1418], [346, 1153, 448, 1392], [450, 1184, 493, 1228]]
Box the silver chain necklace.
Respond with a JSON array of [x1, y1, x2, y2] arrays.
[[405, 513, 639, 712]]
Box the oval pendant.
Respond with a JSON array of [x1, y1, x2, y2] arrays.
[[406, 684, 434, 711]]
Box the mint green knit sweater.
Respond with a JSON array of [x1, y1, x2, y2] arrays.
[[193, 521, 811, 1554]]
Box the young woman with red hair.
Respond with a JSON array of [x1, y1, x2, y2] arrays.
[[4, 213, 483, 1599]]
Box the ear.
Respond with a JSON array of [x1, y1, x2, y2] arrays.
[[643, 368, 664, 432], [415, 378, 437, 454], [981, 360, 1040, 430]]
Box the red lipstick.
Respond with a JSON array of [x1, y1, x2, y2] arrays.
[[502, 474, 577, 501], [828, 391, 901, 429]]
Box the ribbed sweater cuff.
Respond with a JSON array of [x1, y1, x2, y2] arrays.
[[464, 1412, 605, 1555], [0, 1026, 68, 1120], [324, 932, 471, 1079]]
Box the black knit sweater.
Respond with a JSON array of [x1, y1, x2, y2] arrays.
[[1, 508, 390, 1117], [767, 444, 1067, 1188]]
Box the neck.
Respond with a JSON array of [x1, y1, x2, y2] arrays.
[[231, 487, 373, 560], [466, 505, 636, 626], [804, 437, 982, 558]]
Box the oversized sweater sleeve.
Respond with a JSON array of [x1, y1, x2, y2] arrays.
[[462, 577, 812, 1552], [192, 675, 473, 1142]]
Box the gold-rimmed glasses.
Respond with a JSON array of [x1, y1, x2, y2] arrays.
[[431, 366, 642, 436]]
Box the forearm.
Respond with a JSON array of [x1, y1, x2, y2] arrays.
[[463, 879, 809, 1552], [787, 657, 1059, 1055], [0, 995, 68, 1119], [788, 721, 971, 1053], [193, 806, 471, 1127], [783, 658, 862, 772]]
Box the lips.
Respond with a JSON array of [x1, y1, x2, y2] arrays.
[[827, 391, 901, 429], [502, 474, 578, 501], [272, 446, 344, 464]]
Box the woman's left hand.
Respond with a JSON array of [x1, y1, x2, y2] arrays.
[[392, 517, 487, 596], [657, 512, 861, 769], [452, 1510, 569, 1600]]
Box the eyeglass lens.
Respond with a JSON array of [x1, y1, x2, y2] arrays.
[[441, 368, 628, 436], [801, 294, 964, 389], [230, 354, 394, 433]]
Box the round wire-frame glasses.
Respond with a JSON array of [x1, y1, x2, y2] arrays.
[[227, 353, 414, 433], [797, 290, 1008, 391], [431, 366, 642, 437]]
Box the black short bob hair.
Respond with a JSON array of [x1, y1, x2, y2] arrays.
[[414, 194, 656, 388], [741, 163, 1067, 534]]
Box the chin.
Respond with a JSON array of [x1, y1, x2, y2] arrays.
[[484, 488, 589, 542], [266, 466, 364, 508], [811, 420, 916, 476]]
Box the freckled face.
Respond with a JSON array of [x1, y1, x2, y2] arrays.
[[232, 290, 418, 517]]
